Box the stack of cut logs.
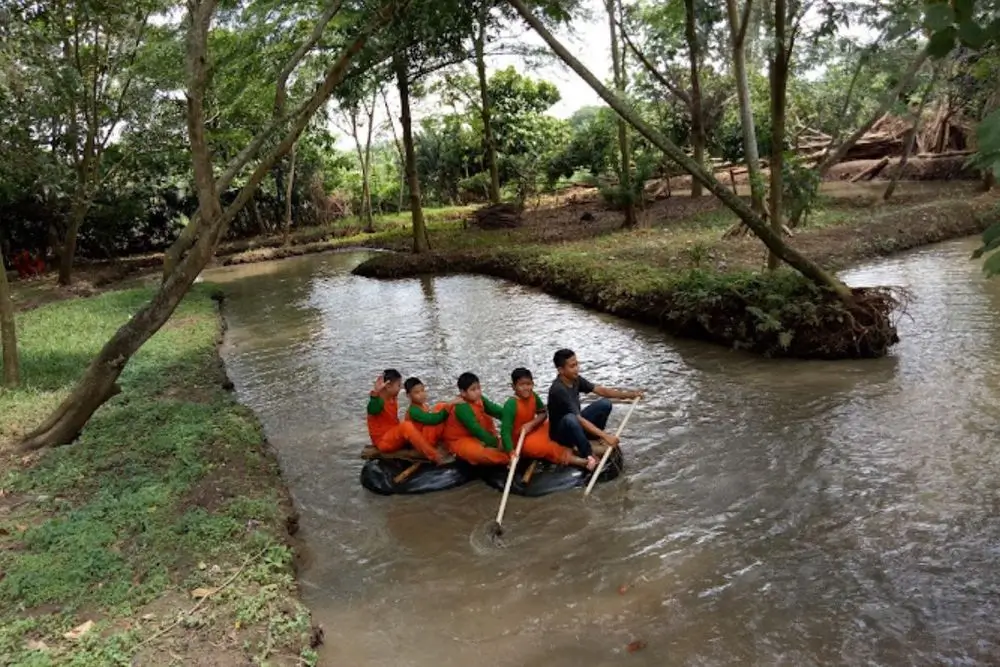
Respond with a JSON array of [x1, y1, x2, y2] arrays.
[[470, 203, 523, 229]]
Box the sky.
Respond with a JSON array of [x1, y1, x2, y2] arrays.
[[334, 0, 878, 149], [332, 0, 613, 148], [485, 0, 612, 119]]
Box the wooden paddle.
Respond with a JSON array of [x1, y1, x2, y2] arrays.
[[488, 427, 528, 538], [583, 395, 640, 497]]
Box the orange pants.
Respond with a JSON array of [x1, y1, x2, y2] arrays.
[[376, 421, 441, 462], [447, 438, 510, 466], [521, 430, 573, 465]]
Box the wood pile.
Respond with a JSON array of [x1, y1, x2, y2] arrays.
[[794, 110, 975, 166], [469, 203, 523, 229]]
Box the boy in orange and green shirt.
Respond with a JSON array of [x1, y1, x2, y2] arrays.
[[500, 367, 596, 470], [367, 369, 449, 465], [441, 372, 510, 466]]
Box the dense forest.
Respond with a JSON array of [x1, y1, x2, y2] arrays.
[[1, 0, 1000, 447], [2, 1, 998, 270]]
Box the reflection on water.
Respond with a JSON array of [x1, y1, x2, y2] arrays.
[[209, 239, 1000, 666]]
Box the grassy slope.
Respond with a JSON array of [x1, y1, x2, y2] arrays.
[[0, 286, 315, 667]]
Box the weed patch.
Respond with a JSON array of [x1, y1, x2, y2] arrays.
[[0, 286, 315, 666]]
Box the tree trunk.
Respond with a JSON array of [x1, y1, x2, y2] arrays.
[[395, 52, 430, 253], [683, 0, 706, 199], [283, 143, 297, 245], [381, 90, 407, 212], [607, 0, 637, 227], [351, 113, 375, 233], [475, 11, 501, 204], [59, 140, 97, 286], [984, 171, 996, 192], [58, 196, 86, 286], [505, 0, 852, 301], [884, 64, 938, 201], [726, 0, 764, 214], [19, 0, 394, 451], [363, 91, 377, 232], [0, 249, 19, 388], [767, 0, 788, 271]]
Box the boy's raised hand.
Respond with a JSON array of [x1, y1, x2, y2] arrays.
[[372, 374, 387, 393]]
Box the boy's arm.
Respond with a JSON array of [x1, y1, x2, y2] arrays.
[[524, 392, 547, 433], [454, 403, 499, 447], [366, 394, 384, 415], [500, 399, 517, 452], [407, 404, 448, 425], [482, 396, 504, 419]]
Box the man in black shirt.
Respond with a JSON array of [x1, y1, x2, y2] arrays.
[[547, 348, 643, 467]]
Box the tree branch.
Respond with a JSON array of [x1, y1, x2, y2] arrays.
[[616, 17, 691, 106], [212, 0, 406, 244], [736, 0, 753, 48], [99, 13, 152, 152], [274, 0, 344, 117]]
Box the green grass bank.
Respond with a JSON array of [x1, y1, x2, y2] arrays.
[[0, 286, 317, 666], [352, 194, 1000, 359]]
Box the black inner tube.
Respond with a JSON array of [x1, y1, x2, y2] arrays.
[[479, 447, 625, 498], [360, 457, 478, 496]]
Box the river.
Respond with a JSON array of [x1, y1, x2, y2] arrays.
[[208, 237, 1000, 667]]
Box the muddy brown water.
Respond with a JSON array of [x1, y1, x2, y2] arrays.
[[209, 237, 1000, 667]]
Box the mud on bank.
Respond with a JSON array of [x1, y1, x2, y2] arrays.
[[353, 197, 1000, 360], [0, 286, 319, 666]]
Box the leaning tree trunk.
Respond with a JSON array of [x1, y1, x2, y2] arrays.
[[607, 0, 637, 227], [474, 12, 501, 205], [283, 143, 297, 245], [505, 0, 852, 301], [884, 64, 939, 201], [395, 52, 430, 253], [726, 0, 764, 214], [683, 0, 706, 199], [0, 249, 19, 388], [766, 0, 788, 270], [19, 0, 394, 451]]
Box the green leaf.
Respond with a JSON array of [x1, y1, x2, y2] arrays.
[[927, 25, 958, 58], [982, 247, 1000, 278], [971, 224, 1000, 259], [980, 220, 1000, 247], [923, 2, 955, 32], [952, 0, 976, 22], [976, 108, 1000, 154], [958, 19, 987, 48]]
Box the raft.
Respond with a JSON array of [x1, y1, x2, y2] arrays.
[[359, 447, 478, 496], [480, 447, 625, 498]]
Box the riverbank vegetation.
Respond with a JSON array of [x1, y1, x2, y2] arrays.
[[0, 286, 318, 666]]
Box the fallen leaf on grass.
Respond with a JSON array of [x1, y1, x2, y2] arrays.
[[25, 639, 49, 651], [626, 640, 647, 653], [64, 620, 94, 640], [190, 587, 218, 600]]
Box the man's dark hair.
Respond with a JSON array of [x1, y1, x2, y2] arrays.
[[383, 368, 402, 382], [404, 377, 423, 394], [457, 372, 480, 391], [553, 349, 576, 369], [511, 367, 533, 384]]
